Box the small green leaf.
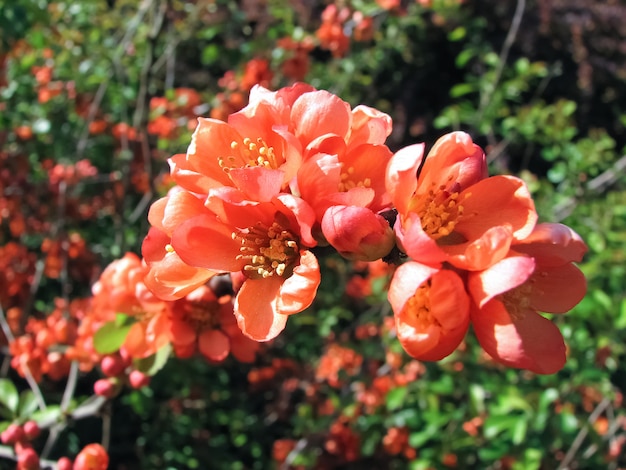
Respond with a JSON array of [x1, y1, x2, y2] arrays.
[[17, 391, 40, 420], [93, 319, 132, 354], [0, 379, 19, 414], [133, 343, 172, 376], [450, 83, 475, 98], [386, 386, 407, 411], [30, 406, 61, 427], [448, 26, 466, 42]]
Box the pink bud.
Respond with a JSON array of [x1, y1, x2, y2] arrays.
[[321, 205, 395, 261], [1, 423, 25, 444], [93, 378, 119, 398], [56, 457, 73, 470], [100, 354, 126, 377], [22, 421, 40, 440], [16, 446, 40, 470], [128, 370, 150, 389]]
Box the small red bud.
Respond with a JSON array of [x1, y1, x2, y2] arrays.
[[100, 354, 126, 377], [93, 378, 118, 398], [56, 457, 73, 470], [16, 446, 40, 470], [128, 370, 150, 389], [23, 421, 40, 440], [1, 423, 25, 444]]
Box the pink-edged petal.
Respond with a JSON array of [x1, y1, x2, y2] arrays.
[[276, 250, 321, 315], [514, 222, 588, 265], [446, 225, 513, 271], [291, 90, 352, 145], [347, 105, 393, 148], [395, 212, 447, 267], [275, 194, 317, 247], [198, 329, 230, 362], [468, 255, 535, 308], [456, 175, 537, 241], [419, 132, 487, 190], [385, 143, 425, 216], [529, 263, 587, 313], [228, 167, 284, 202], [471, 301, 566, 374], [235, 277, 288, 341], [172, 214, 244, 272]]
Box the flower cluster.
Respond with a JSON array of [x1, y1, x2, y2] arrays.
[[143, 83, 586, 375], [143, 82, 394, 341], [385, 133, 587, 373]]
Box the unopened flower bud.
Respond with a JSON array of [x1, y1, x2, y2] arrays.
[[73, 443, 108, 470], [321, 205, 395, 261], [57, 457, 73, 470], [22, 421, 40, 440], [93, 378, 120, 398], [100, 354, 126, 377], [1, 423, 25, 444], [128, 370, 150, 389], [16, 446, 40, 470]]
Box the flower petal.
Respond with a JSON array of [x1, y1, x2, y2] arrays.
[[529, 263, 587, 313], [198, 329, 230, 362], [471, 300, 566, 374], [385, 143, 425, 216], [468, 255, 536, 308], [276, 250, 320, 315], [235, 277, 288, 341]]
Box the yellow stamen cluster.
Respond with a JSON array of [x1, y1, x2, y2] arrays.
[[405, 283, 440, 330], [233, 218, 299, 280], [338, 165, 372, 192], [218, 137, 278, 173], [410, 181, 465, 240]]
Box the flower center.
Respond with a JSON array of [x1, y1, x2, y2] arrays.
[[182, 301, 220, 330], [499, 282, 533, 321], [408, 181, 465, 240], [404, 282, 440, 330], [338, 165, 371, 192], [219, 137, 279, 172], [233, 214, 299, 280]]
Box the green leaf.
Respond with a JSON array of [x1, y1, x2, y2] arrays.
[[385, 386, 407, 411], [30, 406, 61, 427], [0, 379, 19, 414], [17, 391, 40, 420], [448, 26, 466, 42], [450, 83, 475, 98], [133, 343, 172, 376], [93, 317, 133, 354]]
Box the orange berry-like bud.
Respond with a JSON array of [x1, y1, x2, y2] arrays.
[[73, 443, 109, 470]]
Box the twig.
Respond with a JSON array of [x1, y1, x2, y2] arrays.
[[476, 0, 527, 126], [0, 303, 47, 411], [557, 397, 611, 470]]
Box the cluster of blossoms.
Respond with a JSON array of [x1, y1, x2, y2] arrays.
[[142, 82, 587, 374]]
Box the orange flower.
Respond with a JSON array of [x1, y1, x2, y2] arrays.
[[170, 284, 260, 362], [388, 261, 470, 361], [386, 132, 536, 270], [169, 188, 320, 341], [468, 223, 587, 373]]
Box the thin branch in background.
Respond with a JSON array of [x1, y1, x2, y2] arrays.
[[0, 303, 47, 411], [557, 397, 611, 470], [476, 0, 527, 126]]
